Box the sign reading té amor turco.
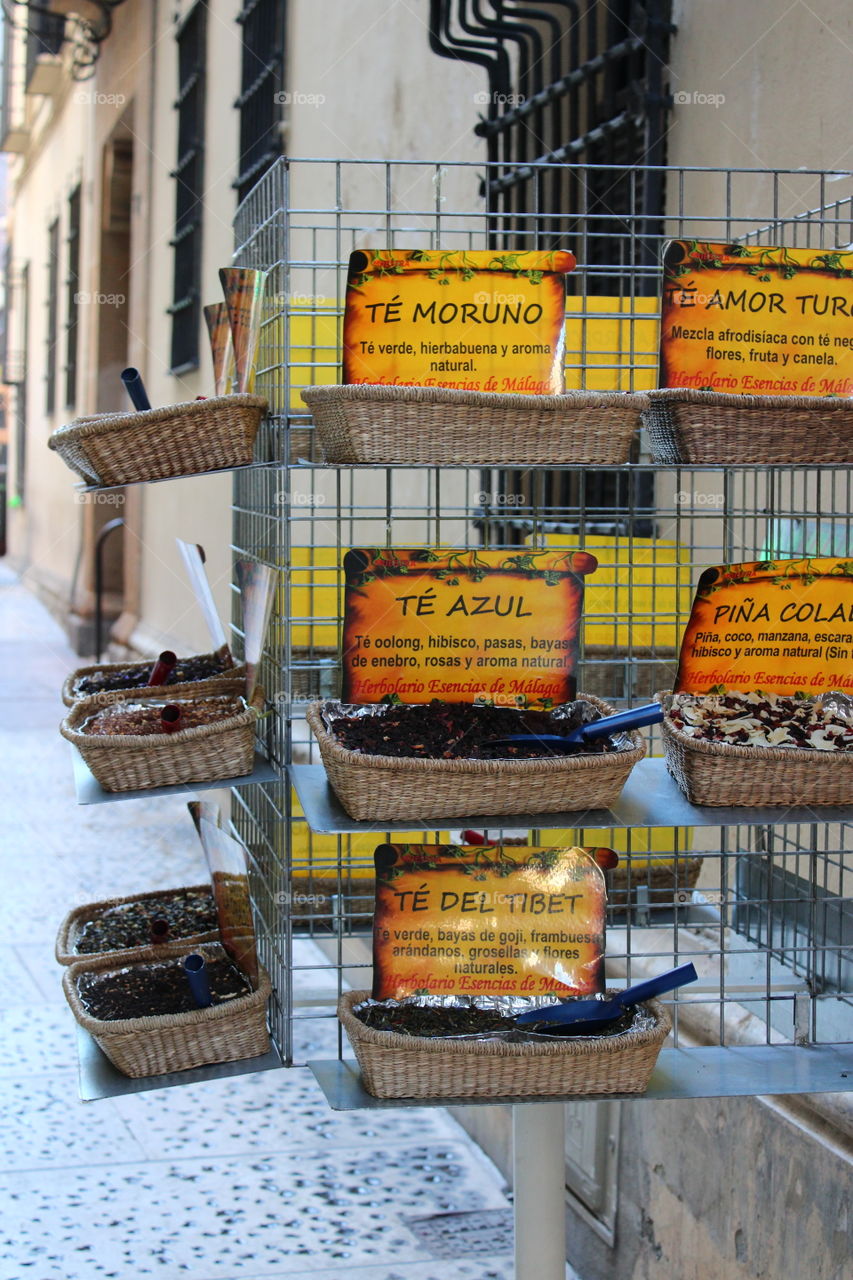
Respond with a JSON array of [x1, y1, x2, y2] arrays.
[[675, 556, 853, 696], [340, 547, 598, 708], [660, 240, 853, 397], [343, 249, 576, 393]]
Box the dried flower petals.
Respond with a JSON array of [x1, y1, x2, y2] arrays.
[[669, 691, 853, 753]]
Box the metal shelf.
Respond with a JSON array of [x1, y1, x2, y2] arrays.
[[74, 460, 280, 494], [76, 1025, 282, 1101], [71, 747, 278, 804], [290, 757, 853, 834], [309, 1044, 853, 1109]]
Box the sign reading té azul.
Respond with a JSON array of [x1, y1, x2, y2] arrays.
[[341, 547, 598, 708], [343, 248, 576, 393], [660, 240, 853, 397]]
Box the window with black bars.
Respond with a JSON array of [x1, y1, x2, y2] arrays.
[[428, 0, 672, 540], [15, 263, 29, 502], [65, 186, 81, 409], [234, 0, 285, 205], [25, 9, 66, 87], [169, 1, 207, 374], [45, 218, 60, 415]]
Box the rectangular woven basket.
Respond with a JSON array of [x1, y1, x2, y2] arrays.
[[62, 654, 246, 706], [301, 384, 648, 465], [55, 883, 219, 966], [59, 679, 264, 792], [306, 694, 645, 821], [48, 393, 267, 486], [645, 388, 853, 465], [339, 990, 671, 1099], [63, 943, 271, 1077], [658, 693, 853, 806], [607, 857, 703, 909]]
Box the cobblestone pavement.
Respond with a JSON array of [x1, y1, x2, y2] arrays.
[[0, 567, 573, 1280]]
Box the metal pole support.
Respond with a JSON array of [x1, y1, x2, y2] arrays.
[[513, 1102, 567, 1280], [93, 516, 124, 660]]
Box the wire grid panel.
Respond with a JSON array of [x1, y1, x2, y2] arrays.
[[230, 158, 852, 1081]]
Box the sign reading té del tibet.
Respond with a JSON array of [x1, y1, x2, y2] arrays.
[[660, 240, 853, 397]]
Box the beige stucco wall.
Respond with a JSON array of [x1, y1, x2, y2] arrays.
[[4, 0, 491, 655], [667, 0, 853, 224]]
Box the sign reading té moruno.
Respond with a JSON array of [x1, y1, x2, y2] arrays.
[[340, 547, 598, 708], [343, 248, 576, 393], [660, 240, 853, 397], [675, 557, 853, 696]]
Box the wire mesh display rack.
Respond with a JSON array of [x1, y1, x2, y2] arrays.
[[230, 157, 852, 1098]]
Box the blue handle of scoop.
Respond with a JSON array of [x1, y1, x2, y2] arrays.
[[495, 702, 664, 747], [515, 962, 699, 1027]]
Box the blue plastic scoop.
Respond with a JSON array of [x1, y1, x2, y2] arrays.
[[492, 702, 664, 748], [515, 962, 699, 1032]]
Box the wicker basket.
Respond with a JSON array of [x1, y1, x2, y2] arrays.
[[306, 694, 645, 821], [301, 384, 647, 465], [644, 389, 853, 465], [658, 693, 853, 806], [339, 990, 671, 1099], [63, 943, 271, 1077], [55, 884, 219, 966], [60, 679, 264, 793], [48, 394, 267, 486], [62, 655, 246, 706], [608, 857, 703, 909]]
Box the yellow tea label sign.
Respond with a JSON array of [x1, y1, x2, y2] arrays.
[[660, 241, 853, 397], [676, 557, 853, 696], [343, 249, 575, 393], [372, 843, 608, 1000], [341, 547, 598, 707]]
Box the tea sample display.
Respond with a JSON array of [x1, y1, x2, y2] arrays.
[[668, 690, 853, 752], [81, 694, 247, 736], [74, 888, 218, 956], [74, 653, 233, 697], [325, 699, 626, 760], [75, 949, 251, 1021], [352, 994, 640, 1041]]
